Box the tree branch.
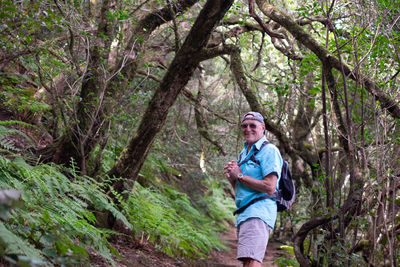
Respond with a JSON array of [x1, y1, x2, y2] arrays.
[[207, 22, 262, 47], [197, 44, 238, 62], [255, 0, 400, 120], [136, 70, 235, 124], [248, 0, 284, 39], [294, 216, 335, 267]]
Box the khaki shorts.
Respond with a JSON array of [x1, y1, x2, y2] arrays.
[[237, 218, 273, 263]]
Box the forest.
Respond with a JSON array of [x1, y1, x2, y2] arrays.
[[0, 0, 399, 266]]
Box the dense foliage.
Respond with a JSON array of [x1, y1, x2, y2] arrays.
[[0, 156, 121, 265]]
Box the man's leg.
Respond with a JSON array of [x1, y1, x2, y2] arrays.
[[237, 218, 273, 264], [242, 258, 262, 267]]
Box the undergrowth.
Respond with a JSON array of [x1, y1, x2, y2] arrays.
[[123, 180, 234, 260], [0, 156, 127, 266], [120, 148, 236, 260]]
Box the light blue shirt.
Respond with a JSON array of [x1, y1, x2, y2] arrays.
[[235, 136, 283, 229]]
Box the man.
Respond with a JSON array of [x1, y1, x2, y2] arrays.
[[223, 111, 283, 267]]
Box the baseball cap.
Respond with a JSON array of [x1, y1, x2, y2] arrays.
[[241, 111, 265, 124]]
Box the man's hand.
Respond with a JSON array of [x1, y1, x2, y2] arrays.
[[223, 160, 241, 187]]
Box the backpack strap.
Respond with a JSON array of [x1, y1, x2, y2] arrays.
[[237, 141, 270, 167], [233, 192, 279, 215]]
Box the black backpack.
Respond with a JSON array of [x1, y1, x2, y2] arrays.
[[233, 141, 295, 215]]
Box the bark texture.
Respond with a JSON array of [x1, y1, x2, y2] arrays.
[[294, 216, 335, 267]]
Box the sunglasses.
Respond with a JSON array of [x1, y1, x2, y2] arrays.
[[241, 123, 257, 129]]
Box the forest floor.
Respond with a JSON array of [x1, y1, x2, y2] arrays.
[[91, 226, 288, 267]]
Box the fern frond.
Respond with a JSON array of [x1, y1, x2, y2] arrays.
[[0, 120, 36, 128], [0, 221, 46, 263], [0, 125, 34, 153], [0, 137, 20, 152]]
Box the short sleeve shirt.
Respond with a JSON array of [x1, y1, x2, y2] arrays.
[[235, 136, 283, 229]]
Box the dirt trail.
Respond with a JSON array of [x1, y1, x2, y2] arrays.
[[94, 225, 289, 267], [204, 226, 287, 267], [89, 223, 292, 267]]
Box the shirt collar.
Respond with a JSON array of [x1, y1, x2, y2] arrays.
[[244, 135, 267, 151]]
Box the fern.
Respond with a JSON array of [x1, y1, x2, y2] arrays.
[[0, 156, 128, 266], [123, 182, 227, 259], [0, 124, 34, 153], [0, 221, 46, 264]]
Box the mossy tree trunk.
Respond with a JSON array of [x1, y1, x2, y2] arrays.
[[108, 0, 234, 195]]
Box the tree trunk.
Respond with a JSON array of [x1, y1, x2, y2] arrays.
[[108, 0, 234, 196], [53, 0, 115, 171], [53, 0, 200, 171]]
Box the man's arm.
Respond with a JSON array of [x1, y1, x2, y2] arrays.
[[227, 162, 277, 194], [225, 161, 278, 194], [238, 172, 277, 195]]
